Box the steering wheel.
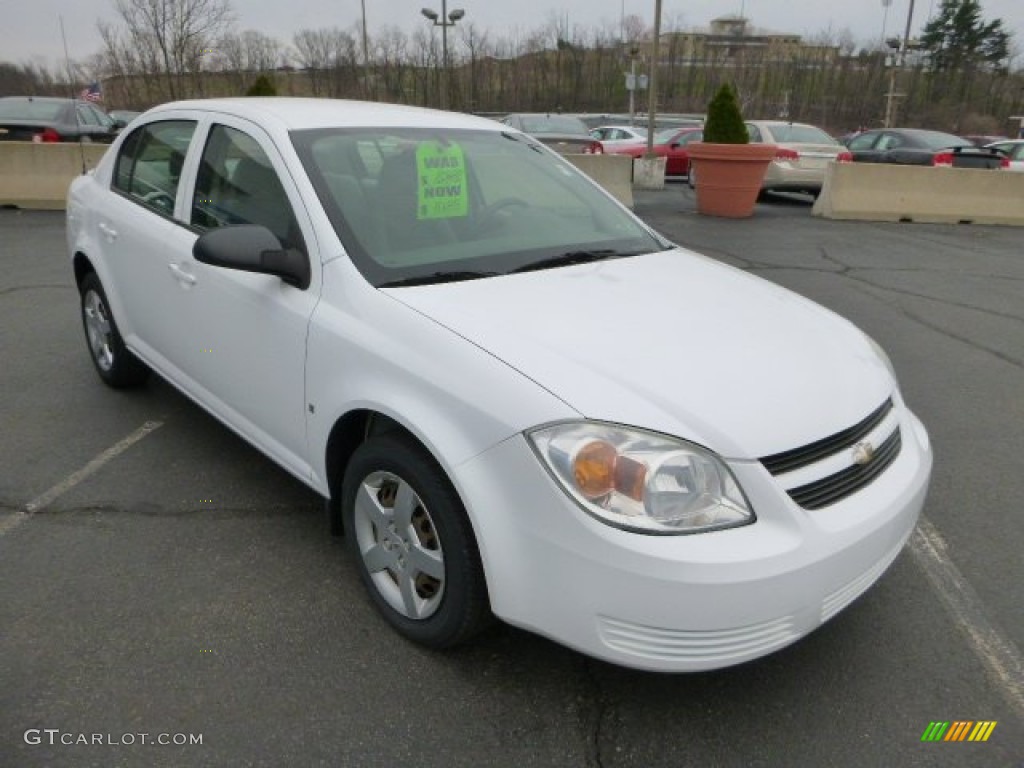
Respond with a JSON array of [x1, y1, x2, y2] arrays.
[[476, 197, 530, 232]]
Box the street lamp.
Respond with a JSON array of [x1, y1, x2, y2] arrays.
[[421, 2, 465, 110]]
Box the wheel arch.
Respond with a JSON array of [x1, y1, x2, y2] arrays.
[[73, 251, 95, 289], [325, 408, 440, 535]]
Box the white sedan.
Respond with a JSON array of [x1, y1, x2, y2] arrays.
[[986, 139, 1024, 171], [67, 98, 932, 672], [589, 124, 648, 148]]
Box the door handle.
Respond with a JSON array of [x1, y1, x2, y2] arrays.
[[98, 221, 117, 241], [167, 262, 197, 286]]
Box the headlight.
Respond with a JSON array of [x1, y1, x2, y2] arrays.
[[527, 421, 754, 535]]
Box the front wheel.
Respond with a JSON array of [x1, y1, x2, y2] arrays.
[[79, 272, 149, 388], [342, 434, 491, 648]]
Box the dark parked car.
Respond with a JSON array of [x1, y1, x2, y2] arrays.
[[0, 96, 119, 143], [844, 128, 1008, 169], [498, 113, 603, 154]]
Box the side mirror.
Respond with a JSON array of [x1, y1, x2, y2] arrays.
[[193, 225, 310, 290]]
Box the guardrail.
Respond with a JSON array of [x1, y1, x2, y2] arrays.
[[812, 162, 1024, 226], [0, 143, 108, 210], [564, 154, 635, 209]]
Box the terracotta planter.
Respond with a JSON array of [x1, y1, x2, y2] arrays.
[[687, 143, 777, 218]]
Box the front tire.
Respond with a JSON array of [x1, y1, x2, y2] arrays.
[[342, 434, 491, 648], [79, 272, 149, 388]]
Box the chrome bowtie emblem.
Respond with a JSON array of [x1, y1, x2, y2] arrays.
[[852, 441, 876, 466]]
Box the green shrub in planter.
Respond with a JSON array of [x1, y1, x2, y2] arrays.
[[703, 83, 748, 145]]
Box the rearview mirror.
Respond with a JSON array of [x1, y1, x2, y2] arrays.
[[193, 225, 310, 290]]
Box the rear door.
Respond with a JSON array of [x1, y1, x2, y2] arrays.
[[91, 118, 199, 359]]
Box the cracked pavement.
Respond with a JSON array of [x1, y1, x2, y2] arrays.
[[1, 200, 1022, 766]]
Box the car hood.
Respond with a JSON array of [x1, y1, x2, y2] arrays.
[[384, 249, 893, 459]]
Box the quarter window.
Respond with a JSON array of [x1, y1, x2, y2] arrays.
[[191, 124, 303, 252], [112, 120, 196, 217]]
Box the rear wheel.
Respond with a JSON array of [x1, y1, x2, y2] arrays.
[[79, 272, 149, 388], [342, 433, 491, 648]]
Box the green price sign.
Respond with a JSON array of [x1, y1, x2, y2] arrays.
[[416, 142, 468, 220]]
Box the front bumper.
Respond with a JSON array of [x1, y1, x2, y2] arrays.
[[453, 408, 932, 672]]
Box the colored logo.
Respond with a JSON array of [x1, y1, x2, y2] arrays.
[[921, 721, 997, 742]]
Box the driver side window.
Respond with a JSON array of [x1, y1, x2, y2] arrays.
[[191, 124, 304, 253]]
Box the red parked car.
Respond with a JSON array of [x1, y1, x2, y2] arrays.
[[604, 126, 703, 177]]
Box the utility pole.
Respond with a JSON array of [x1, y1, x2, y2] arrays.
[[644, 0, 663, 157], [361, 0, 370, 99], [629, 47, 638, 125], [884, 0, 915, 128]]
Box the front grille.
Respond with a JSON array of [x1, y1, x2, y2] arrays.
[[786, 428, 902, 510], [760, 398, 893, 475]]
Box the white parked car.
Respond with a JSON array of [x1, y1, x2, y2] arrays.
[[986, 139, 1024, 171], [589, 124, 648, 148], [67, 98, 932, 672]]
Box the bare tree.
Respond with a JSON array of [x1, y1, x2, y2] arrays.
[[106, 0, 234, 100]]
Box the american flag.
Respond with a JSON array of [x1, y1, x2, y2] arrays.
[[79, 82, 102, 102]]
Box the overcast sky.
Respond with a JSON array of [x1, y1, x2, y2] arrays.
[[4, 0, 1022, 68]]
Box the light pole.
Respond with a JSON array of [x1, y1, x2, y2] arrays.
[[421, 2, 465, 110]]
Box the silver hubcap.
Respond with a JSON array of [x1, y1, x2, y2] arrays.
[[83, 289, 114, 372], [353, 471, 445, 620]]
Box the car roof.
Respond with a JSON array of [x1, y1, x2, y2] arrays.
[[148, 98, 506, 133], [0, 96, 79, 104]]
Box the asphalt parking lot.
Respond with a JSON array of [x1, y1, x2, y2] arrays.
[[1, 188, 1022, 767]]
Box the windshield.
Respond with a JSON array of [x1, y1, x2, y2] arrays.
[[916, 131, 973, 150], [291, 127, 667, 287]]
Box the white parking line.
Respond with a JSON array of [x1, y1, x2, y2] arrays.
[[910, 516, 1024, 719], [0, 420, 163, 537]]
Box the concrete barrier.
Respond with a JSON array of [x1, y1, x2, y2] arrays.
[[0, 143, 108, 210], [565, 153, 634, 209], [4, 143, 639, 214], [812, 162, 1024, 226]]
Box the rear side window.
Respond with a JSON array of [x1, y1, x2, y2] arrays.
[[113, 121, 196, 216], [847, 133, 878, 150]]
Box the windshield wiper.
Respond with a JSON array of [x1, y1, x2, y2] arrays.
[[509, 249, 639, 274], [378, 270, 500, 288]]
